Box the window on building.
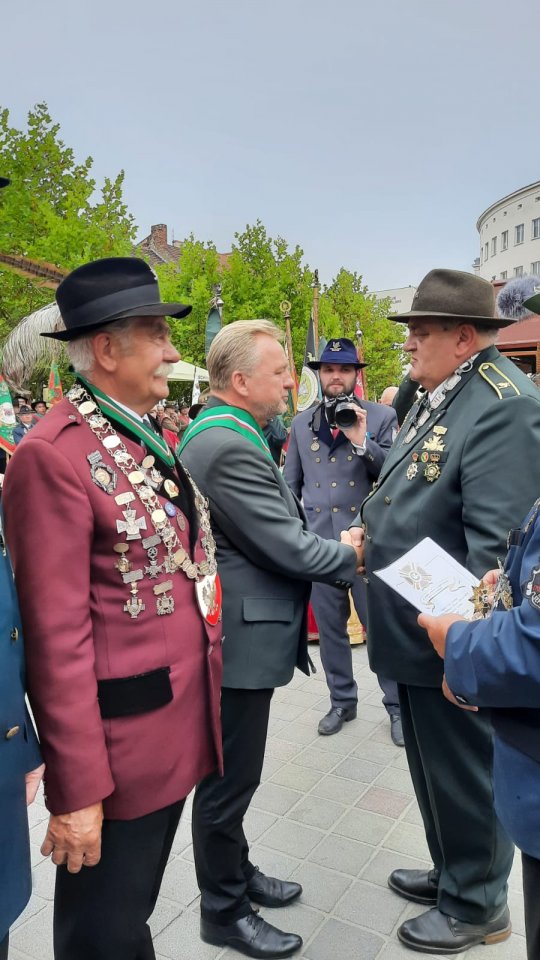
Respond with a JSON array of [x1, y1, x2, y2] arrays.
[[514, 266, 524, 277], [491, 237, 497, 256], [501, 230, 508, 250], [500, 271, 507, 280], [484, 243, 489, 260], [531, 262, 540, 276], [515, 224, 524, 244], [533, 218, 540, 239]]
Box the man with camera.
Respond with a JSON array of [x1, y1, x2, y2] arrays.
[[284, 338, 401, 738]]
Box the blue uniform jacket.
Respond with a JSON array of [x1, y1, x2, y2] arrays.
[[0, 520, 41, 940], [445, 499, 540, 856], [284, 400, 397, 540]]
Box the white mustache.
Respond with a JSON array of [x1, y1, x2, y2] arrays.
[[154, 363, 174, 377]]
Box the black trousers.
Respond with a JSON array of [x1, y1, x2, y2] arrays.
[[54, 799, 184, 960], [192, 687, 274, 923], [522, 852, 540, 960], [398, 684, 514, 923]]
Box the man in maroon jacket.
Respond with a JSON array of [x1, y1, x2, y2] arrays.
[[3, 258, 223, 960]]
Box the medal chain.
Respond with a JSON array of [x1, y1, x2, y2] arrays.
[[67, 385, 217, 581]]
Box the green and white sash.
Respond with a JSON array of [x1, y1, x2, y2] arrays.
[[178, 405, 272, 459], [77, 375, 176, 468]]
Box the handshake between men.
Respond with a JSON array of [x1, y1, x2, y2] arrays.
[[340, 526, 365, 573]]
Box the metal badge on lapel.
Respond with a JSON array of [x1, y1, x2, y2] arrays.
[[116, 508, 147, 540], [87, 451, 117, 494], [406, 463, 418, 481], [424, 463, 441, 482], [196, 573, 222, 625], [422, 435, 445, 453]]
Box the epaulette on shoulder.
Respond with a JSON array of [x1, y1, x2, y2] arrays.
[[477, 362, 521, 399], [26, 401, 81, 443]]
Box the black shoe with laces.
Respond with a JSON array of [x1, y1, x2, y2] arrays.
[[247, 866, 302, 907], [200, 910, 303, 959]]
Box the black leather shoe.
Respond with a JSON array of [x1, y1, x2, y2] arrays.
[[390, 714, 405, 747], [397, 905, 511, 954], [318, 705, 357, 736], [388, 868, 439, 905], [247, 867, 302, 907], [201, 911, 303, 959]]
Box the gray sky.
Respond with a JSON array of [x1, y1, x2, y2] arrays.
[[2, 0, 539, 290]]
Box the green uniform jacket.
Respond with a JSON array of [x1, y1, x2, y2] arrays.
[[358, 346, 540, 686]]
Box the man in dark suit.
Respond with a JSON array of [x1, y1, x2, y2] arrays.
[[284, 338, 403, 742], [4, 258, 223, 960], [13, 405, 35, 444], [355, 269, 540, 953], [179, 319, 361, 959]]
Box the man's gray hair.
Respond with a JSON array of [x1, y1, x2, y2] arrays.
[[66, 318, 137, 375], [439, 320, 499, 344], [208, 319, 284, 391]]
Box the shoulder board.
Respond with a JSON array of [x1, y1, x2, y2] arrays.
[[477, 362, 521, 399]]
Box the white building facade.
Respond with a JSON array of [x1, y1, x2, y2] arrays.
[[476, 180, 540, 281], [373, 286, 417, 314]]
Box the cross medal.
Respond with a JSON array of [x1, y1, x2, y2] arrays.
[[116, 508, 147, 540]]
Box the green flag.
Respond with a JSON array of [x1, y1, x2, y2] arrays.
[[0, 374, 16, 455], [297, 311, 321, 411], [47, 362, 63, 406]]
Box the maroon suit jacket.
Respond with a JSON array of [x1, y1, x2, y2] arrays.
[[3, 398, 222, 820]]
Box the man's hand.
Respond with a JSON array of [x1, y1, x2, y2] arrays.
[[41, 802, 104, 873], [479, 569, 499, 606], [340, 405, 368, 448], [442, 676, 478, 712], [25, 763, 45, 806], [341, 529, 365, 573], [417, 612, 465, 658]]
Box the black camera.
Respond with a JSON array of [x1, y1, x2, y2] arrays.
[[326, 395, 360, 429]]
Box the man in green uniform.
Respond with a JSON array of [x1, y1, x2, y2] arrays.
[[357, 269, 540, 953]]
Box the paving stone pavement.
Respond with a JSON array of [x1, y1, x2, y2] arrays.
[[11, 645, 526, 960]]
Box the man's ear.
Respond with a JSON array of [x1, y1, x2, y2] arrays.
[[92, 332, 120, 373], [454, 324, 477, 358], [230, 370, 249, 398]]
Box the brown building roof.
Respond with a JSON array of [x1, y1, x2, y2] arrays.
[[134, 223, 231, 270]]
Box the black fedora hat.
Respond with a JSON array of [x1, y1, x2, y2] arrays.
[[43, 257, 192, 341], [0, 177, 10, 189], [390, 269, 514, 328], [307, 337, 367, 370]]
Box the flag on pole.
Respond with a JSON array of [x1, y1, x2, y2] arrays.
[[47, 362, 63, 406], [0, 375, 16, 455], [191, 367, 201, 406], [297, 312, 321, 411], [283, 365, 299, 430], [205, 285, 223, 358]]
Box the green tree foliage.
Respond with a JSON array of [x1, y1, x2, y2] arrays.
[[0, 103, 136, 340], [153, 237, 221, 364], [0, 104, 402, 397], [155, 221, 404, 398]]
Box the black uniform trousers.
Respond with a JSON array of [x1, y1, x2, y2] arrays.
[[398, 684, 514, 924], [53, 799, 184, 960], [192, 687, 274, 923], [522, 852, 540, 960]]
